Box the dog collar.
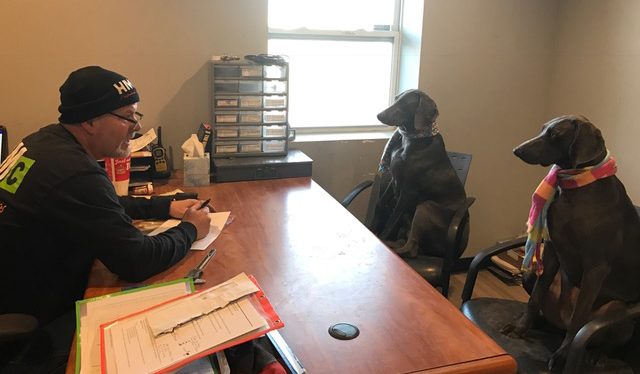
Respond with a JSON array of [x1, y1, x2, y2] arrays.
[[431, 121, 439, 136], [556, 151, 616, 189], [398, 121, 439, 139]]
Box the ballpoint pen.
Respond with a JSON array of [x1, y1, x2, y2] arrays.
[[199, 198, 211, 210], [186, 248, 217, 282]]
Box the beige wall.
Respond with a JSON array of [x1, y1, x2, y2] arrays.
[[548, 0, 640, 203], [293, 139, 388, 221], [420, 0, 559, 251], [0, 0, 267, 164]]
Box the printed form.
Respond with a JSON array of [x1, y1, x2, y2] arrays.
[[101, 273, 267, 374]]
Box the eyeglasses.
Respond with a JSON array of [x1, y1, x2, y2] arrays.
[[108, 111, 144, 126]]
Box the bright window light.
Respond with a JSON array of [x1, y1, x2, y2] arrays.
[[269, 0, 396, 31], [269, 39, 392, 127], [268, 0, 401, 129]]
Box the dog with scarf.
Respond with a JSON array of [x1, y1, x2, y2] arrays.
[[504, 115, 640, 370]]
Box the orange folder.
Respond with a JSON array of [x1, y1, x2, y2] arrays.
[[99, 274, 284, 374]]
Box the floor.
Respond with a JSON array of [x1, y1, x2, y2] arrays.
[[447, 270, 529, 308]]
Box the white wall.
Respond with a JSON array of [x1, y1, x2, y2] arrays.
[[548, 0, 640, 203]]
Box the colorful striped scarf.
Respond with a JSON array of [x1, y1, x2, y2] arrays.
[[523, 152, 617, 274]]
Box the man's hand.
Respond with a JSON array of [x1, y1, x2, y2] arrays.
[[181, 201, 211, 240], [169, 199, 199, 219], [170, 199, 217, 218]]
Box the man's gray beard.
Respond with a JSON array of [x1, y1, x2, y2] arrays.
[[112, 144, 131, 159]]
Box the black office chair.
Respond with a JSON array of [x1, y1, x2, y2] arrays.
[[0, 310, 76, 374], [342, 152, 475, 297], [460, 205, 640, 373], [0, 313, 40, 373]]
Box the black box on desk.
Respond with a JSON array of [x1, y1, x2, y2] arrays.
[[130, 152, 154, 184], [212, 149, 312, 182]]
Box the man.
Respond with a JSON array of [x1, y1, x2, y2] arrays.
[[0, 66, 210, 369]]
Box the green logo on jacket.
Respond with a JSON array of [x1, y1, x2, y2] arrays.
[[0, 156, 35, 194]]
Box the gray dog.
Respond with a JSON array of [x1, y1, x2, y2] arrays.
[[507, 115, 640, 370], [370, 89, 467, 259]]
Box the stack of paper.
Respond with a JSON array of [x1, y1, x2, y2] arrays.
[[99, 273, 283, 374], [75, 279, 195, 374]]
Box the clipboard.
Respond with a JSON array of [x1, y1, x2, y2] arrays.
[[99, 273, 284, 374], [75, 278, 195, 374]]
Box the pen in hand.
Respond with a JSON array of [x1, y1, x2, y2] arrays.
[[199, 198, 211, 210]]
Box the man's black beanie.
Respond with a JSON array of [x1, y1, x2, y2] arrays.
[[58, 66, 140, 124]]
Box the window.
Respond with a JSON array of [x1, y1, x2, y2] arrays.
[[268, 0, 402, 130]]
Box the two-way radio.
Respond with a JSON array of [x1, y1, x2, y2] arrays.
[[151, 126, 171, 178]]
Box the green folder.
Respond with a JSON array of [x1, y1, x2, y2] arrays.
[[74, 278, 195, 374]]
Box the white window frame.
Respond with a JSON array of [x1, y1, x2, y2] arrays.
[[267, 0, 403, 134]]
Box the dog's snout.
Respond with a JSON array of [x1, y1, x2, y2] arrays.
[[513, 137, 558, 167], [513, 145, 525, 159], [513, 141, 538, 165], [377, 107, 398, 127]]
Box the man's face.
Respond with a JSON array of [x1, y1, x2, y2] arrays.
[[91, 103, 141, 158]]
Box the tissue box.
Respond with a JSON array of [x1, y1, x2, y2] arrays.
[[183, 153, 210, 186]]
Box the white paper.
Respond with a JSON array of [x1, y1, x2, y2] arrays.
[[102, 274, 267, 374], [130, 189, 186, 200], [158, 188, 185, 196], [77, 280, 192, 374], [181, 134, 205, 157], [148, 211, 231, 250], [130, 128, 157, 152], [146, 273, 260, 336]]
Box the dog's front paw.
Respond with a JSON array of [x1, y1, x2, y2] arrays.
[[397, 248, 418, 259], [548, 337, 572, 371], [395, 241, 419, 258], [500, 323, 521, 338], [385, 240, 419, 258], [500, 311, 535, 338], [500, 317, 530, 338], [548, 347, 567, 372], [383, 239, 405, 250]]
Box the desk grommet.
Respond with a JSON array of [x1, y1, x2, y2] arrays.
[[328, 323, 359, 340]]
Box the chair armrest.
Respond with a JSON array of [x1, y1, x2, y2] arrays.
[[461, 237, 527, 302], [341, 180, 374, 208], [564, 301, 640, 374], [0, 313, 38, 343], [446, 197, 476, 251]]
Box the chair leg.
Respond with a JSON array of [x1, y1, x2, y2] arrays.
[[440, 260, 453, 298], [441, 277, 450, 298]]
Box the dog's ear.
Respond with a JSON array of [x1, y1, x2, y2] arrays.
[[569, 118, 606, 168], [413, 93, 438, 133]]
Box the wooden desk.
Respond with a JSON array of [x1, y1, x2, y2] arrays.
[[68, 176, 515, 373]]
